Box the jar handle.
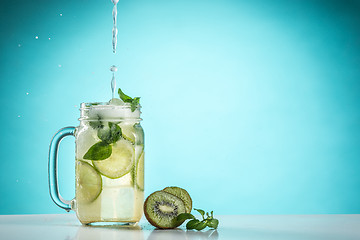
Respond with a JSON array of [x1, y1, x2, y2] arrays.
[[48, 127, 76, 212]]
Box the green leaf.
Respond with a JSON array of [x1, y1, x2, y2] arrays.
[[118, 88, 133, 103], [89, 121, 103, 129], [195, 221, 207, 231], [97, 122, 122, 144], [186, 219, 200, 230], [194, 208, 205, 219], [118, 88, 140, 112], [177, 213, 195, 222], [176, 208, 219, 230], [206, 219, 219, 229], [89, 115, 104, 129], [131, 97, 140, 112], [83, 142, 112, 160]]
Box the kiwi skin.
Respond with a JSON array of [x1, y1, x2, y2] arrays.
[[163, 186, 193, 213], [144, 191, 186, 229]]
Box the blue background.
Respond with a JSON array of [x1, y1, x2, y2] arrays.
[[1, 0, 359, 215]]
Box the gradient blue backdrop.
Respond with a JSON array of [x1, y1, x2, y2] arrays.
[[0, 0, 359, 215]]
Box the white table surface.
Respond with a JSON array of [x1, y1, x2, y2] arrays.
[[0, 214, 359, 240]]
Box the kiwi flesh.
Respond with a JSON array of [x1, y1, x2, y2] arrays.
[[144, 191, 186, 229], [163, 186, 192, 213]]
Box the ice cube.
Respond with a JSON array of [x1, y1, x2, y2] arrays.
[[109, 98, 124, 105]]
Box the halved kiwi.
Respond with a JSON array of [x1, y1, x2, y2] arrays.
[[162, 186, 192, 213], [144, 191, 186, 229]]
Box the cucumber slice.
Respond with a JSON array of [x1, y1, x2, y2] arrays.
[[135, 151, 144, 191], [93, 139, 135, 179], [76, 161, 102, 203]]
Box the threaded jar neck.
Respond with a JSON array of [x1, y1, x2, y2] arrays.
[[79, 102, 142, 121]]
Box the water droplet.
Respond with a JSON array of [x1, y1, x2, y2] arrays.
[[26, 92, 29, 95], [16, 180, 19, 183], [35, 36, 39, 39], [17, 115, 21, 118], [110, 65, 117, 98], [18, 44, 21, 47], [58, 64, 62, 67], [110, 65, 117, 72], [48, 37, 51, 40], [60, 13, 63, 16]]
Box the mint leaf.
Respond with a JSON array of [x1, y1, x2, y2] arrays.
[[89, 121, 103, 129], [186, 219, 207, 230], [186, 219, 200, 230], [194, 208, 205, 219], [89, 115, 104, 129], [206, 219, 219, 229], [118, 88, 140, 112], [177, 213, 195, 222], [194, 221, 207, 231], [178, 208, 219, 231], [83, 142, 112, 160], [131, 97, 140, 112], [118, 88, 133, 103], [97, 122, 122, 144]]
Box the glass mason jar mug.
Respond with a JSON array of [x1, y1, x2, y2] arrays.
[[49, 102, 144, 225]]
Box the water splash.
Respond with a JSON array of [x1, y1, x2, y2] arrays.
[[110, 1, 119, 98], [112, 0, 119, 53], [110, 65, 118, 98]]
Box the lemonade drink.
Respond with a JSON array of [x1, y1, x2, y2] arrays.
[[74, 101, 144, 225]]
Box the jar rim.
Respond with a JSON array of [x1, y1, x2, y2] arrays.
[[80, 102, 141, 110], [79, 102, 142, 121]]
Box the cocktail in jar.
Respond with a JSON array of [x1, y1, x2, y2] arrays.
[[48, 96, 144, 225], [75, 101, 144, 224]]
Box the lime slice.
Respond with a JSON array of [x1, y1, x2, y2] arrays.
[[76, 161, 102, 203], [93, 139, 135, 179], [120, 123, 136, 143], [135, 151, 144, 191]]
